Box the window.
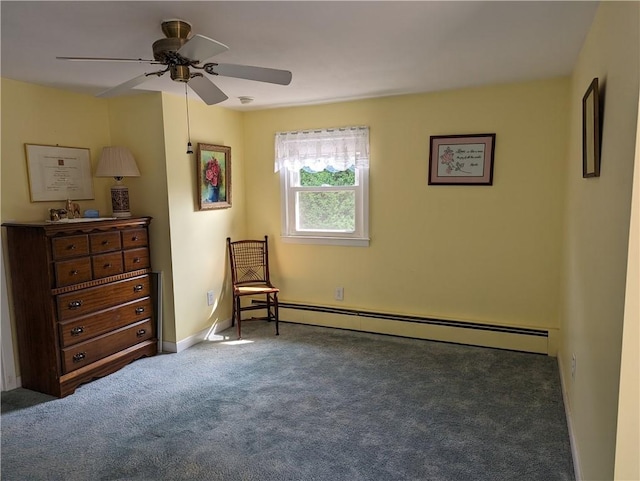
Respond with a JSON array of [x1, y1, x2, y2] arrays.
[[276, 127, 369, 246], [275, 126, 369, 246]]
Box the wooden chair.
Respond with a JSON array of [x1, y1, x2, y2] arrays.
[[226, 236, 279, 339]]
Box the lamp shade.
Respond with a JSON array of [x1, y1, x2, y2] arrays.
[[96, 146, 140, 218], [95, 146, 140, 178]]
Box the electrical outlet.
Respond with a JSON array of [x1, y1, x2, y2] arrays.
[[571, 353, 576, 380], [207, 290, 215, 306], [335, 287, 344, 301]]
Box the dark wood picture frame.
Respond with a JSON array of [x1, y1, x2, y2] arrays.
[[196, 143, 231, 210], [582, 77, 601, 178], [428, 134, 496, 185]]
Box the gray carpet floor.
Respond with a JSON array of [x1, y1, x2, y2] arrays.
[[1, 322, 574, 481]]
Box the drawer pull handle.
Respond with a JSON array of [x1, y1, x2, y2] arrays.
[[70, 326, 84, 336], [135, 307, 145, 314], [133, 284, 144, 292], [133, 257, 141, 263], [72, 352, 86, 362], [103, 263, 112, 268], [136, 329, 146, 337], [101, 240, 110, 245], [67, 244, 76, 251], [70, 269, 79, 275], [68, 300, 83, 310], [132, 236, 139, 241]]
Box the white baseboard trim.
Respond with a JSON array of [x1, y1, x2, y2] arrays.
[[557, 353, 582, 481], [2, 375, 21, 391], [1, 367, 20, 392], [162, 318, 233, 353]]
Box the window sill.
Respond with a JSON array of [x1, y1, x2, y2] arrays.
[[281, 235, 370, 247]]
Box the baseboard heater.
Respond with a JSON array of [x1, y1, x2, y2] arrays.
[[254, 300, 546, 337], [252, 300, 549, 353]]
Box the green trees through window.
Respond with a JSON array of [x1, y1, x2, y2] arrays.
[[297, 167, 356, 231], [300, 167, 355, 187]]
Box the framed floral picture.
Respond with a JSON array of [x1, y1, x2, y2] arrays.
[[196, 143, 231, 210], [428, 134, 496, 185]]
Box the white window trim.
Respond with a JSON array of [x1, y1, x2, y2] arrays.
[[280, 167, 369, 247], [276, 126, 370, 247], [281, 236, 370, 247]]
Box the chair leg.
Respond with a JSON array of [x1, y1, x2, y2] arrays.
[[235, 296, 242, 339], [266, 294, 271, 322], [274, 293, 279, 336], [231, 294, 236, 327]]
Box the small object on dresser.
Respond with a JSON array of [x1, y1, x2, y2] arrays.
[[84, 209, 99, 218], [65, 199, 81, 218], [49, 208, 63, 221], [49, 208, 71, 221]]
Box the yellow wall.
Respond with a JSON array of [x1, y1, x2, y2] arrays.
[[0, 78, 112, 220], [561, 2, 640, 480], [243, 78, 570, 340], [614, 95, 640, 481], [160, 93, 245, 343], [102, 91, 247, 345], [104, 93, 177, 342]]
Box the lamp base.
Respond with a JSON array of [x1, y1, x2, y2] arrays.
[[110, 184, 132, 218]]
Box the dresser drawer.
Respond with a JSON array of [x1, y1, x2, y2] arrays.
[[124, 248, 150, 271], [92, 252, 124, 279], [90, 231, 121, 253], [122, 228, 148, 249], [59, 297, 153, 348], [52, 235, 89, 259], [61, 318, 154, 373], [55, 257, 92, 287], [57, 275, 151, 321]]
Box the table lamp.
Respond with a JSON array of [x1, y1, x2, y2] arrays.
[[95, 146, 140, 218]]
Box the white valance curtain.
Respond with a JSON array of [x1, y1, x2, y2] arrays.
[[274, 126, 369, 172]]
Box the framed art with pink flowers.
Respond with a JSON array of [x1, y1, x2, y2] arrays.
[[196, 143, 231, 210], [428, 134, 495, 185]]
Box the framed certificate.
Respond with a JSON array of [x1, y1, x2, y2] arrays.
[[25, 144, 94, 201]]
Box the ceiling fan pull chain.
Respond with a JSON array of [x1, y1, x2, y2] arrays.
[[185, 83, 194, 154]]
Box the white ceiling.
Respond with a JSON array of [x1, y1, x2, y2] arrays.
[[1, 1, 598, 111]]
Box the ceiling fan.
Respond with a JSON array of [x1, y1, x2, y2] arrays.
[[57, 19, 292, 105]]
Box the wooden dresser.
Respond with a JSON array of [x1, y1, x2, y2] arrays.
[[2, 217, 157, 397]]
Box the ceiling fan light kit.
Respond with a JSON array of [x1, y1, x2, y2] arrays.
[[58, 19, 292, 106]]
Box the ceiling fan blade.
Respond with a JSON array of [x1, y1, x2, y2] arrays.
[[178, 34, 229, 62], [57, 56, 158, 63], [188, 76, 228, 105], [96, 73, 152, 98], [206, 63, 292, 85]]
